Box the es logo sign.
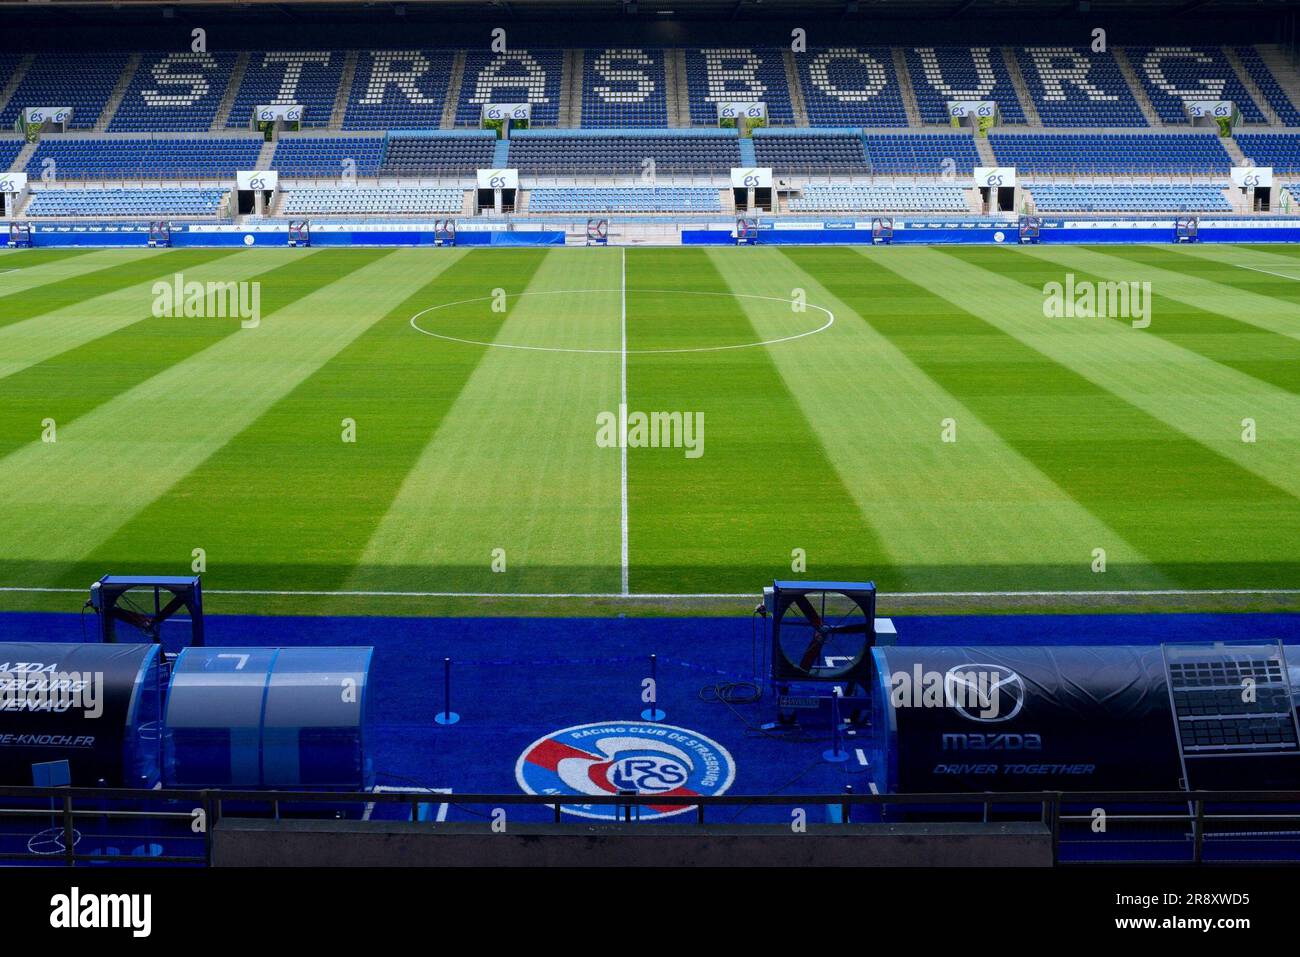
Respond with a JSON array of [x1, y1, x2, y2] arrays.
[[249, 176, 267, 190], [489, 172, 509, 188], [984, 172, 1004, 187], [516, 721, 736, 820]]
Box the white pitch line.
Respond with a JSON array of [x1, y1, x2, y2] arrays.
[[1235, 263, 1300, 282], [3, 587, 1300, 599], [620, 247, 629, 597]]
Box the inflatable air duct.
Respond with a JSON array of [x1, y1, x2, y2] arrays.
[[162, 646, 373, 790], [0, 642, 162, 787]]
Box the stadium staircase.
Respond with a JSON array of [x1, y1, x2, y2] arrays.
[[1000, 48, 1042, 126], [1220, 134, 1248, 166], [255, 138, 276, 170], [891, 48, 923, 127], [663, 51, 684, 127], [0, 54, 34, 117], [1224, 47, 1280, 126], [1113, 49, 1164, 127], [492, 138, 510, 167], [784, 50, 811, 127], [974, 134, 998, 168], [440, 52, 467, 129], [668, 50, 690, 128], [94, 53, 140, 132], [561, 50, 583, 127], [211, 53, 251, 131], [10, 140, 39, 175], [330, 51, 360, 129], [1257, 46, 1300, 118]]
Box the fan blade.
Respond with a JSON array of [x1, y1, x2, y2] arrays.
[[798, 633, 829, 672], [791, 594, 824, 629]]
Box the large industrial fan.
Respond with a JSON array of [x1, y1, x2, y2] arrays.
[[767, 580, 877, 684]]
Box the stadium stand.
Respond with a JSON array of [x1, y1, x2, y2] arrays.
[[789, 184, 969, 212], [377, 132, 497, 174], [796, 48, 909, 127], [226, 51, 347, 129], [24, 187, 228, 217], [507, 131, 741, 174], [1026, 183, 1233, 212], [527, 186, 720, 212], [751, 132, 869, 172], [279, 185, 463, 214], [343, 50, 457, 130], [110, 51, 239, 132], [684, 48, 795, 126], [904, 47, 1027, 125], [582, 49, 669, 127], [988, 132, 1231, 175], [862, 132, 982, 175], [1013, 47, 1149, 127], [1234, 132, 1300, 173], [1126, 46, 1266, 124], [0, 139, 27, 173], [1233, 46, 1300, 127], [456, 49, 564, 126], [25, 137, 265, 180], [272, 137, 386, 177], [0, 52, 133, 130]]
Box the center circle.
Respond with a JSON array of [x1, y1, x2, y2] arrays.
[[409, 288, 834, 355]]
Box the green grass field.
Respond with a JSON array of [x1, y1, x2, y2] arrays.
[[1, 242, 1299, 617]]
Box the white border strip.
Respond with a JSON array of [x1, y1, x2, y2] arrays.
[[620, 248, 629, 597]]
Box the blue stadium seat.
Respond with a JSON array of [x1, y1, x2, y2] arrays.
[[455, 50, 563, 127], [343, 50, 456, 130], [528, 187, 720, 212], [1234, 133, 1300, 174], [1126, 46, 1265, 124], [581, 49, 668, 128], [797, 48, 908, 127], [861, 132, 982, 175], [789, 184, 969, 212], [752, 132, 869, 172], [0, 138, 27, 173], [279, 185, 463, 215], [0, 53, 131, 130], [989, 132, 1230, 175], [110, 51, 238, 132], [26, 138, 265, 180], [1232, 47, 1300, 127], [683, 48, 794, 126], [225, 51, 346, 129], [1014, 47, 1149, 127], [904, 47, 1027, 124], [272, 137, 385, 177], [1027, 183, 1232, 212], [378, 133, 498, 174], [25, 187, 228, 217], [507, 133, 740, 175]]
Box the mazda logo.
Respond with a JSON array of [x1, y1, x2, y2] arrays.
[[945, 663, 1026, 723]]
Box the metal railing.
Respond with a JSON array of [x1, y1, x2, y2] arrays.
[[3, 784, 1300, 867]]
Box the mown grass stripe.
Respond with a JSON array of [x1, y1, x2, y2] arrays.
[[0, 247, 242, 331], [945, 244, 1300, 396], [0, 247, 309, 382], [0, 248, 462, 589], [1019, 243, 1300, 342], [352, 248, 623, 595], [626, 248, 888, 594], [859, 246, 1300, 588], [912, 246, 1300, 502], [0, 248, 378, 462], [75, 248, 547, 597], [760, 247, 1168, 591]]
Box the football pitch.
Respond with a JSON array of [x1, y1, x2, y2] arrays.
[[1, 241, 1299, 616]]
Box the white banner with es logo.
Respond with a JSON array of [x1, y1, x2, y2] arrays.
[[255, 104, 302, 122], [948, 100, 996, 119], [23, 107, 71, 125], [1231, 166, 1273, 188], [477, 168, 519, 190], [730, 167, 773, 189], [482, 104, 531, 122], [0, 173, 27, 193], [974, 166, 1016, 188], [236, 171, 279, 191], [717, 102, 768, 122], [1187, 100, 1235, 119]]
